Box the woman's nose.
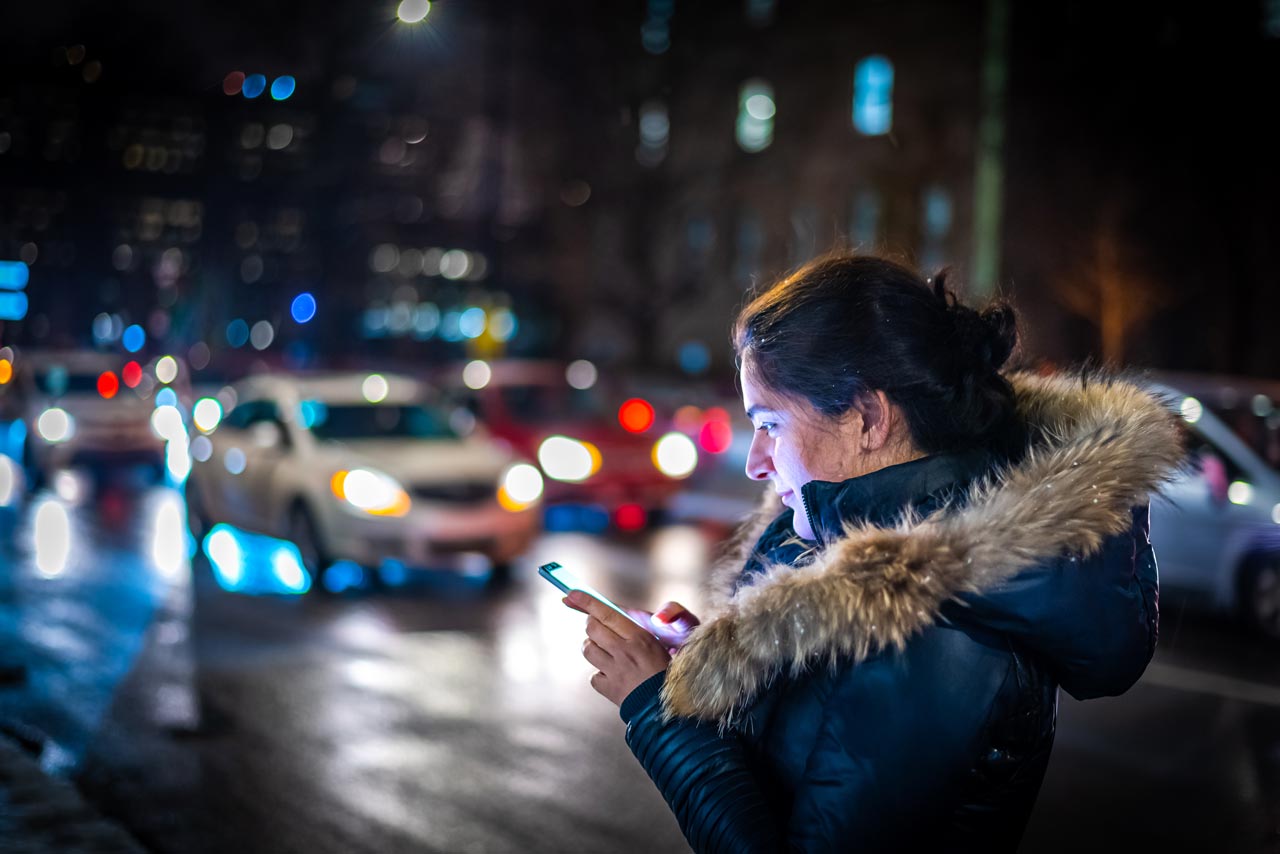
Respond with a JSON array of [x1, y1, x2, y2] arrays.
[[745, 431, 773, 481]]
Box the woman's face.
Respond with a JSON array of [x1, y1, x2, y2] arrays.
[[740, 363, 870, 540]]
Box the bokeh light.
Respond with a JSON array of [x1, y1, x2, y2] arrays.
[[362, 374, 389, 403], [97, 371, 119, 399], [122, 360, 142, 388], [291, 292, 317, 323], [226, 318, 250, 348], [223, 71, 245, 96], [122, 323, 146, 353], [242, 74, 267, 99], [463, 360, 491, 390], [397, 0, 431, 23], [250, 320, 275, 350], [270, 75, 296, 101], [652, 432, 698, 478], [155, 355, 178, 384], [619, 398, 655, 433], [193, 398, 224, 433], [566, 360, 597, 390]]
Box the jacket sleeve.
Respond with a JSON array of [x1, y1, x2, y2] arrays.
[[622, 629, 1013, 853], [621, 672, 783, 854]]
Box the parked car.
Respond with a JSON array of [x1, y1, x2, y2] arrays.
[[1148, 373, 1280, 640], [15, 349, 171, 487], [438, 359, 698, 530], [184, 371, 543, 589]]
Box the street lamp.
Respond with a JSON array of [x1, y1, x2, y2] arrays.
[[397, 0, 430, 24]]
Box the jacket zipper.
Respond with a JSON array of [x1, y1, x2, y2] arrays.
[[801, 484, 822, 546]]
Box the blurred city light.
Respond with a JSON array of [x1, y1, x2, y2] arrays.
[[397, 0, 431, 24], [853, 55, 894, 135], [150, 405, 184, 441], [566, 360, 598, 390], [191, 435, 212, 462], [122, 323, 146, 353], [538, 436, 599, 482], [271, 545, 309, 592], [1180, 396, 1204, 423], [499, 463, 544, 508], [0, 455, 18, 507], [205, 525, 245, 589], [322, 560, 364, 594], [331, 468, 411, 517], [698, 419, 734, 454], [614, 503, 647, 532], [151, 492, 188, 579], [250, 320, 275, 350], [166, 436, 192, 484], [678, 341, 710, 374], [193, 397, 223, 433], [489, 308, 517, 342], [270, 75, 296, 101], [362, 374, 389, 403], [463, 360, 492, 390], [0, 358, 11, 385], [224, 447, 246, 475], [291, 292, 317, 323], [619, 398, 655, 433], [122, 360, 142, 388], [92, 312, 114, 344], [155, 355, 178, 384], [222, 71, 245, 96], [1228, 481, 1254, 506], [226, 318, 250, 348], [1273, 504, 1280, 525], [0, 260, 29, 289], [652, 432, 698, 478], [736, 79, 775, 153], [459, 306, 487, 339], [97, 371, 119, 399], [242, 74, 267, 99], [37, 408, 74, 443], [33, 499, 71, 578], [53, 470, 84, 503], [439, 249, 471, 280], [155, 387, 178, 408]]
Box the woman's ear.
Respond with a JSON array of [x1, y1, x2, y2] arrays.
[[854, 390, 895, 452]]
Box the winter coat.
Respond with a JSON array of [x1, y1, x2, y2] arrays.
[[619, 373, 1186, 853]]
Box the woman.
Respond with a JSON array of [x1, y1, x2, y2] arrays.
[[564, 253, 1184, 852]]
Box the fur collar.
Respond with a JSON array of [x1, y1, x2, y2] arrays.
[[662, 372, 1187, 727]]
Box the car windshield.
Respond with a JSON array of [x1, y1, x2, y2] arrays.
[[498, 384, 607, 422], [36, 369, 101, 396], [301, 400, 458, 441]]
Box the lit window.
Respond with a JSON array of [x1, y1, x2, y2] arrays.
[[853, 56, 894, 135]]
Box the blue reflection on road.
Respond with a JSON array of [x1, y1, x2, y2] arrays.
[[202, 523, 311, 595]]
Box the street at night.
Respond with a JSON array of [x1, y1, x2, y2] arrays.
[[4, 0, 1280, 851], [0, 467, 1277, 852]]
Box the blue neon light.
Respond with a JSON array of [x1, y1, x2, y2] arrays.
[[270, 75, 296, 101], [243, 74, 267, 99], [122, 324, 146, 353], [0, 291, 27, 321], [290, 292, 317, 323], [0, 261, 29, 291]]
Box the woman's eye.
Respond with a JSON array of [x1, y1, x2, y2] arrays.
[[756, 422, 777, 435]]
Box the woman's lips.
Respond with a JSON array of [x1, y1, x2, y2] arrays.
[[777, 489, 793, 501]]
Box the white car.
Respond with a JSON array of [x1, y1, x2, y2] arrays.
[[17, 349, 171, 487], [184, 372, 544, 590], [1148, 374, 1280, 640]]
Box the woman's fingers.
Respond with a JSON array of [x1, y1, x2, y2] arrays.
[[581, 638, 612, 670]]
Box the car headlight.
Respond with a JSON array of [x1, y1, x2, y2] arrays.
[[537, 435, 601, 482], [498, 463, 544, 511], [330, 468, 411, 517], [652, 432, 697, 479], [37, 408, 75, 443]]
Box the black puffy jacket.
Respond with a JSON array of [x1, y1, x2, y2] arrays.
[[618, 373, 1183, 853]]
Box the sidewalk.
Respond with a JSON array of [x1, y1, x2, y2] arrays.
[[0, 731, 146, 853]]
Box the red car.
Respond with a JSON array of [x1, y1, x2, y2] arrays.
[[441, 359, 699, 530]]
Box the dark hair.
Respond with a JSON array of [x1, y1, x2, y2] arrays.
[[733, 253, 1022, 456]]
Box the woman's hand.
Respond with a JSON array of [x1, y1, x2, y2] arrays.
[[563, 590, 675, 707], [625, 601, 701, 654]]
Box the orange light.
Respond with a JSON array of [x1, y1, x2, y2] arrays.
[[122, 360, 142, 388], [330, 470, 348, 500], [699, 420, 733, 454], [619, 398, 655, 433], [0, 358, 11, 385], [97, 371, 119, 399], [673, 404, 702, 433], [615, 503, 647, 531], [497, 485, 532, 512]]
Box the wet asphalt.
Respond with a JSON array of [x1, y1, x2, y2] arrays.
[[1, 476, 1279, 853]]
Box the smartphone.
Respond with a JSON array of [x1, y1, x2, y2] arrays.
[[538, 562, 645, 629]]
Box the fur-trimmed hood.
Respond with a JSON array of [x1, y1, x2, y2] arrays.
[[662, 372, 1186, 726]]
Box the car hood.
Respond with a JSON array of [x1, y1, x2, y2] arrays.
[[319, 438, 515, 484]]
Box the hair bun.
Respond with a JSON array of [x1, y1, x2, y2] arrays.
[[932, 269, 1017, 375]]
